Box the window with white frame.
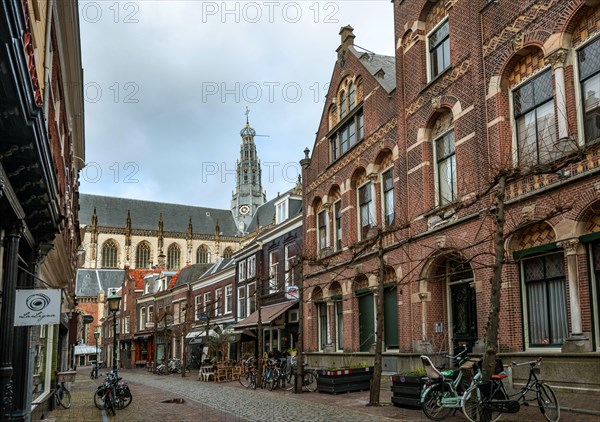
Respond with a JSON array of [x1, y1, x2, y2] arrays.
[[428, 18, 450, 80], [225, 285, 233, 314], [284, 244, 295, 286], [334, 201, 342, 251], [513, 69, 557, 166], [195, 295, 202, 321], [269, 251, 279, 293], [382, 168, 394, 226], [522, 251, 568, 347], [147, 305, 154, 326], [238, 286, 246, 318], [215, 289, 223, 316], [238, 260, 246, 281], [318, 302, 328, 351], [317, 210, 328, 252], [125, 316, 130, 334], [435, 129, 457, 206], [247, 255, 256, 278], [358, 182, 375, 239], [139, 307, 146, 331], [275, 199, 288, 224], [203, 292, 211, 315], [578, 37, 600, 143]]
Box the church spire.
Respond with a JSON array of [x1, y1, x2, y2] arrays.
[[231, 107, 266, 234]]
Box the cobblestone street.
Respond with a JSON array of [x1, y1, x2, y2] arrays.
[[47, 369, 600, 422]]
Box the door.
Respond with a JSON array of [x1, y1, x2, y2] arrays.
[[450, 279, 477, 350]]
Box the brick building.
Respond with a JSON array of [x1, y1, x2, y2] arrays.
[[301, 1, 600, 389]]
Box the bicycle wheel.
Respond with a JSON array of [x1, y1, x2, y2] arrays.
[[93, 389, 104, 409], [239, 371, 251, 388], [250, 372, 257, 390], [303, 371, 317, 392], [119, 387, 132, 409], [284, 373, 295, 391], [461, 385, 501, 422], [60, 388, 71, 409], [537, 384, 560, 422], [421, 383, 453, 421]]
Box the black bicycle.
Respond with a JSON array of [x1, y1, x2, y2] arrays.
[[461, 357, 560, 422], [53, 380, 72, 409], [238, 356, 258, 390]]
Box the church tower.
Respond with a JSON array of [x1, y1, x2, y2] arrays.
[[231, 109, 266, 234]]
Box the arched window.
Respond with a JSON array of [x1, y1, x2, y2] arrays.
[[349, 82, 355, 109], [223, 247, 233, 259], [426, 2, 450, 80], [339, 90, 347, 119], [136, 241, 151, 269], [101, 239, 119, 268], [431, 111, 456, 206], [167, 243, 181, 270], [196, 245, 209, 264]]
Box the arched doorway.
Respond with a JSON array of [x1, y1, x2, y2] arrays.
[[431, 254, 477, 351]]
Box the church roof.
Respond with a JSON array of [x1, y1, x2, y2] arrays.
[[79, 194, 238, 237], [75, 269, 124, 297], [349, 46, 396, 93]]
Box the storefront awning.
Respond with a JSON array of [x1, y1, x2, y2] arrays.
[[232, 301, 297, 329]]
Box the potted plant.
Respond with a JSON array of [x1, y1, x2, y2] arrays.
[[390, 366, 427, 407], [317, 358, 374, 394], [287, 348, 298, 357]]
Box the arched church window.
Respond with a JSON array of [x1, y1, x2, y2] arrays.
[[223, 247, 234, 259], [197, 245, 209, 264], [136, 241, 151, 269], [167, 243, 181, 270], [102, 239, 119, 268]]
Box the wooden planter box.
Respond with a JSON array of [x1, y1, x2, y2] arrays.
[[390, 374, 426, 407], [317, 367, 373, 394]]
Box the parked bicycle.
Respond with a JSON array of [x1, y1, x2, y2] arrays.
[[238, 356, 257, 389], [285, 357, 318, 392], [461, 357, 560, 422], [94, 371, 132, 414], [420, 345, 482, 420], [53, 379, 72, 409]]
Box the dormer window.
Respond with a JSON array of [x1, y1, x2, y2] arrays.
[[275, 198, 288, 224]]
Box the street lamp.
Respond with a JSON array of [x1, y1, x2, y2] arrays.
[[93, 328, 100, 378], [107, 293, 122, 376]]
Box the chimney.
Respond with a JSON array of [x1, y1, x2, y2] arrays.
[[339, 25, 355, 50]]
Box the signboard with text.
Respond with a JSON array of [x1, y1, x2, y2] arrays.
[[14, 289, 61, 326]]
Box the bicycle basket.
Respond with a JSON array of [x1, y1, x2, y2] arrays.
[[56, 371, 76, 382]]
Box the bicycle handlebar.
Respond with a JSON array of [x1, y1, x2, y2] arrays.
[[511, 357, 542, 367], [444, 344, 468, 360]]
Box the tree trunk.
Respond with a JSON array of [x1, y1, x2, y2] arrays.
[[369, 230, 385, 406], [482, 174, 506, 379], [257, 276, 263, 384]]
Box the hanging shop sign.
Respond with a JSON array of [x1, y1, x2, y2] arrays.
[[14, 289, 61, 326], [285, 285, 299, 300]]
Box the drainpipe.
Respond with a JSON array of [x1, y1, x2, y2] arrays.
[[42, 0, 55, 127]]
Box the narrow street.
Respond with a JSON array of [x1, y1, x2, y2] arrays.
[[48, 370, 600, 422]]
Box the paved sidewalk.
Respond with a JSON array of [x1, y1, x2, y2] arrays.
[[45, 368, 600, 421]]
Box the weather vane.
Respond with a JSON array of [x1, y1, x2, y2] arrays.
[[245, 105, 250, 124]]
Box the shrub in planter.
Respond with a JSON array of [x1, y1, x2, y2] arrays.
[[317, 366, 374, 394], [390, 366, 427, 408]]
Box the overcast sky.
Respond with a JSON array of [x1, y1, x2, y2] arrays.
[[79, 1, 394, 209]]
